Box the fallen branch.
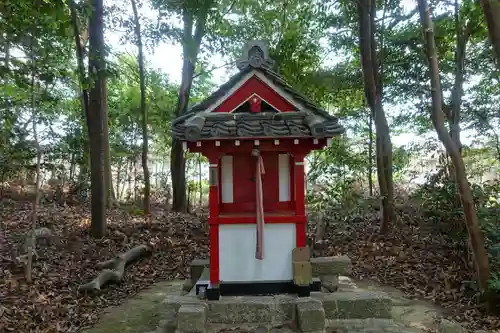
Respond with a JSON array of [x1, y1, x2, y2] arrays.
[[78, 245, 150, 293]]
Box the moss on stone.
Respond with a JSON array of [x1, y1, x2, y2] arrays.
[[81, 281, 183, 333]]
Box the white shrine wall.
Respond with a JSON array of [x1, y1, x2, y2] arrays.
[[218, 223, 296, 282]]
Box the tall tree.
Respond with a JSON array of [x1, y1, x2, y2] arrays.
[[357, 0, 395, 233], [418, 0, 494, 312], [169, 1, 212, 212], [87, 0, 106, 237], [130, 0, 150, 214], [481, 0, 500, 68], [26, 23, 41, 284], [68, 0, 91, 178]]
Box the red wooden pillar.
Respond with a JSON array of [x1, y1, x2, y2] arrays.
[[208, 155, 220, 286], [294, 153, 306, 247]]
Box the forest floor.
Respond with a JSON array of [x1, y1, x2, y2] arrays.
[[0, 198, 499, 333]]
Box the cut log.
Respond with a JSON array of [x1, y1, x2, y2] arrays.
[[78, 245, 150, 293]]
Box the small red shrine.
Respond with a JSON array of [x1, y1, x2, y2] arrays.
[[172, 41, 344, 300]]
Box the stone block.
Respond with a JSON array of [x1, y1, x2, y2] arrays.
[[156, 309, 177, 333], [177, 304, 207, 333], [292, 247, 311, 261], [437, 319, 468, 333], [274, 294, 296, 321], [310, 256, 352, 277], [190, 259, 209, 283], [322, 291, 391, 319], [293, 261, 313, 286], [296, 299, 325, 332], [182, 280, 194, 294], [207, 296, 275, 324], [161, 295, 201, 313], [320, 275, 338, 292], [325, 318, 404, 333]]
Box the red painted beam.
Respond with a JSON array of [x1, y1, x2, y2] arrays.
[[209, 215, 307, 225], [188, 138, 326, 155]]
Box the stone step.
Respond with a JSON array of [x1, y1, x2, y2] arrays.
[[163, 294, 297, 325], [177, 304, 207, 333], [310, 255, 352, 277], [206, 323, 296, 333], [207, 295, 296, 324], [313, 291, 392, 320], [296, 298, 325, 333], [326, 318, 425, 333]]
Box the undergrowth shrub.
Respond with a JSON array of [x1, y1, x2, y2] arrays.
[[415, 179, 500, 291]]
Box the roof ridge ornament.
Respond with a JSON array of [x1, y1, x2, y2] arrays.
[[236, 40, 275, 71]]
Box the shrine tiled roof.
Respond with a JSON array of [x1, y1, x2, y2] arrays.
[[171, 41, 345, 142]]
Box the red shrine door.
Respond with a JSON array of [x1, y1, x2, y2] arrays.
[[229, 152, 279, 213]]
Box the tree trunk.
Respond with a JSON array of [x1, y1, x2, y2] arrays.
[[450, 0, 475, 151], [87, 0, 106, 237], [131, 0, 150, 214], [26, 41, 41, 284], [418, 0, 494, 312], [481, 0, 500, 69], [171, 5, 210, 212], [357, 0, 395, 233], [126, 157, 133, 201], [68, 0, 91, 180], [133, 157, 138, 201], [103, 79, 115, 207], [116, 158, 122, 200], [368, 111, 373, 196]]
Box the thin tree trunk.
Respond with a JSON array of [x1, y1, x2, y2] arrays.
[[69, 152, 76, 181], [68, 0, 91, 178], [26, 40, 41, 284], [126, 157, 132, 201], [418, 0, 494, 312], [368, 111, 373, 196], [481, 0, 500, 69], [116, 159, 122, 200], [131, 0, 150, 214], [88, 0, 106, 237], [358, 0, 395, 233], [450, 0, 475, 151], [133, 157, 138, 201], [103, 80, 115, 207], [171, 4, 210, 212]]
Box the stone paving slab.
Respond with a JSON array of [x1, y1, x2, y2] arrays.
[[325, 319, 425, 333], [314, 291, 392, 319], [310, 256, 352, 276], [177, 304, 207, 333], [296, 298, 325, 332], [207, 295, 297, 324]]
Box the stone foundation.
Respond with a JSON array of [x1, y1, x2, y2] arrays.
[[150, 256, 416, 333], [155, 291, 407, 333]]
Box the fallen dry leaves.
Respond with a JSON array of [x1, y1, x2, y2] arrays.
[[1, 197, 498, 333], [310, 203, 500, 332], [0, 199, 208, 333]]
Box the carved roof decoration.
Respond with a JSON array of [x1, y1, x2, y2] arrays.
[[172, 41, 345, 142], [236, 40, 275, 71]]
